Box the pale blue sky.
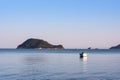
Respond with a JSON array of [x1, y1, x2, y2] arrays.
[[0, 0, 120, 48]]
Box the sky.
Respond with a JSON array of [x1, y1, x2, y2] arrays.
[[0, 0, 120, 49]]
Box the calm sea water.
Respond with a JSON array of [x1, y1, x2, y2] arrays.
[[0, 49, 120, 80]]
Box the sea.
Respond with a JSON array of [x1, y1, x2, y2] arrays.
[[0, 49, 120, 80]]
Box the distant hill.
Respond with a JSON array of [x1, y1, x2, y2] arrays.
[[110, 44, 120, 49], [17, 38, 64, 49]]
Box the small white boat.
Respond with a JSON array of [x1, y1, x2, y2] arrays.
[[80, 52, 87, 57]]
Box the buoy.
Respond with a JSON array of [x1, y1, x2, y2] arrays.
[[80, 52, 87, 58]]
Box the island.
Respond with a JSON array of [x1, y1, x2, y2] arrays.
[[110, 44, 120, 49], [17, 38, 64, 49]]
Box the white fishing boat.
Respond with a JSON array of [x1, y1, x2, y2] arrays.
[[80, 52, 87, 57]]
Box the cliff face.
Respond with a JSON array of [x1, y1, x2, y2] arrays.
[[17, 38, 64, 49], [110, 44, 120, 49]]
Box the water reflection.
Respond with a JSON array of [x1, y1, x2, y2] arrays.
[[23, 54, 47, 64], [80, 57, 87, 62], [80, 57, 88, 72]]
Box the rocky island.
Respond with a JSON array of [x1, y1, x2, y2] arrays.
[[17, 38, 64, 49], [110, 44, 120, 49]]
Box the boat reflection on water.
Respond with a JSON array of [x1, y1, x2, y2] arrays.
[[80, 57, 87, 62], [80, 55, 88, 72]]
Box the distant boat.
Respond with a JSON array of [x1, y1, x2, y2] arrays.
[[80, 52, 87, 58], [88, 47, 91, 50]]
